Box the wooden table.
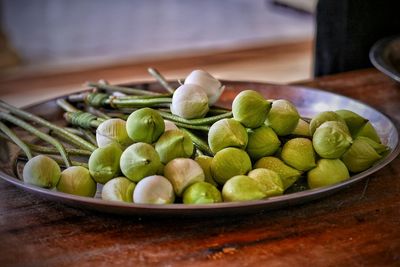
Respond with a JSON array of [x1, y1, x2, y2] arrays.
[[0, 69, 399, 266]]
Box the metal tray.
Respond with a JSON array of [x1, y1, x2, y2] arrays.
[[370, 35, 400, 83], [0, 81, 399, 216]]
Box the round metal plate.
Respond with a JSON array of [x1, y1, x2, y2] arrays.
[[0, 81, 399, 216]]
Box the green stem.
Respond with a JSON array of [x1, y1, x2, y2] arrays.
[[87, 81, 162, 96], [58, 98, 109, 126], [0, 100, 97, 152], [50, 128, 97, 147], [0, 121, 33, 160], [56, 98, 79, 112], [171, 121, 210, 131], [195, 148, 204, 157], [64, 111, 104, 129], [0, 130, 91, 157], [50, 130, 82, 148], [51, 157, 88, 168], [87, 107, 111, 120], [64, 127, 85, 136], [208, 107, 231, 115], [116, 94, 172, 100], [147, 67, 175, 94], [0, 112, 72, 167], [18, 155, 88, 168], [106, 97, 172, 108], [0, 131, 9, 140], [95, 111, 128, 120], [158, 110, 233, 126], [79, 128, 97, 146], [158, 108, 172, 113], [28, 144, 92, 156], [68, 92, 87, 103], [179, 128, 213, 156], [60, 99, 111, 121]]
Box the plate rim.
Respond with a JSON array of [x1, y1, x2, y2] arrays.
[[369, 35, 400, 83], [1, 82, 399, 216]]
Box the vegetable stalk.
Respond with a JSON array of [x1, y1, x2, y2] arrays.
[[87, 81, 162, 96], [157, 110, 233, 126], [147, 67, 175, 94], [0, 112, 72, 167], [0, 121, 33, 160], [0, 100, 97, 151]]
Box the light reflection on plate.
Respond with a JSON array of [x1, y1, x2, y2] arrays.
[[370, 35, 400, 83]]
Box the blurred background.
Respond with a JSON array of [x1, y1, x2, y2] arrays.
[[0, 0, 316, 105]]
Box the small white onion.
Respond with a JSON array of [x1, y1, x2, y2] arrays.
[[101, 177, 136, 202], [163, 158, 205, 196], [184, 70, 224, 105], [133, 175, 175, 204], [96, 118, 133, 148], [170, 84, 209, 119]]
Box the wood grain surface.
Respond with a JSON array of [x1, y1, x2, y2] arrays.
[[0, 69, 399, 267]]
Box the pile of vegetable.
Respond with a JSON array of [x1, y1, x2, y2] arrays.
[[0, 68, 389, 205]]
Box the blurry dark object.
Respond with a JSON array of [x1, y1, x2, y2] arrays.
[[370, 36, 400, 83], [314, 0, 400, 77], [0, 1, 21, 70], [0, 28, 20, 70], [272, 0, 317, 14]]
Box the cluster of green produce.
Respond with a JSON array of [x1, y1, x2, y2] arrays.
[[0, 69, 389, 205]]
